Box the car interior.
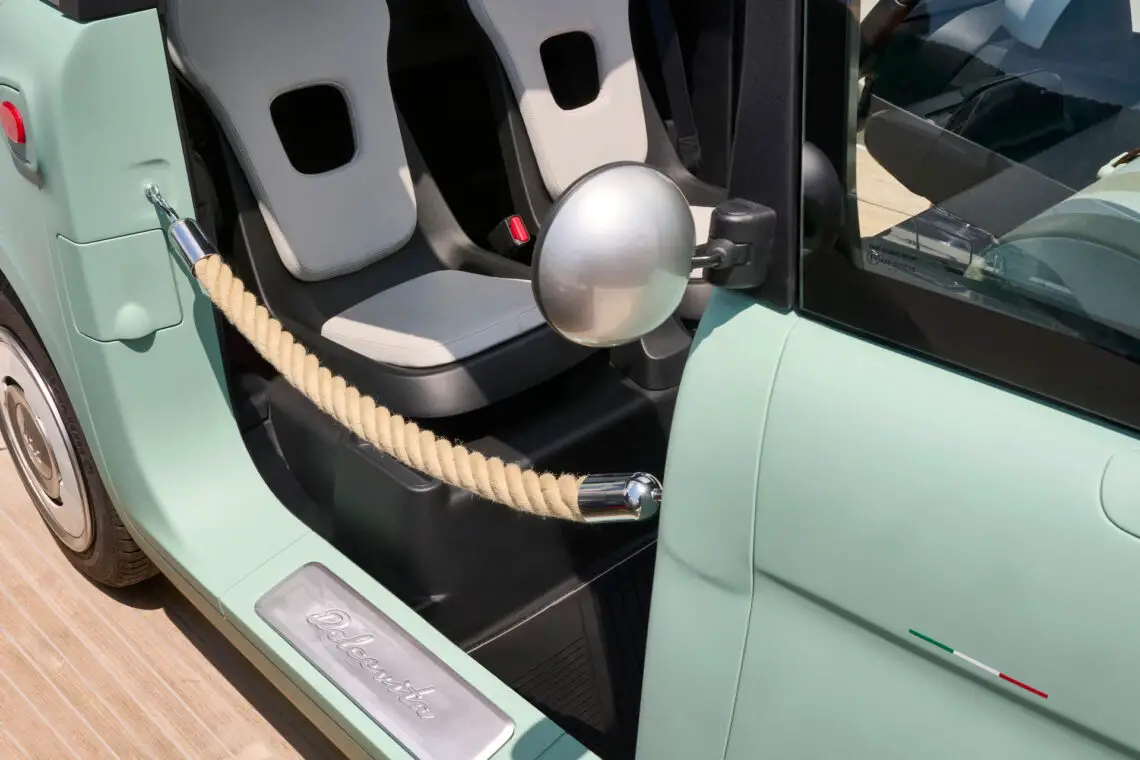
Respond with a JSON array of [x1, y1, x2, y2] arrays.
[[856, 0, 1140, 358], [160, 0, 736, 756]]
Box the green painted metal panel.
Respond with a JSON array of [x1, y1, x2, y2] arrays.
[[1100, 451, 1140, 541], [742, 317, 1140, 755], [535, 734, 593, 759], [640, 286, 1140, 756], [0, 0, 196, 477], [0, 73, 71, 395], [723, 575, 1124, 759], [637, 291, 798, 760], [5, 1, 193, 244], [56, 231, 183, 342]]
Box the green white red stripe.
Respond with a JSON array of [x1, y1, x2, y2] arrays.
[[909, 629, 1048, 699]]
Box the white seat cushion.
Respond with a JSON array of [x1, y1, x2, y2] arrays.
[[166, 0, 417, 282], [690, 206, 715, 279], [691, 206, 714, 244], [320, 271, 545, 368], [466, 0, 649, 198]]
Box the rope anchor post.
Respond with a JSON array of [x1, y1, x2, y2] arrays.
[[144, 184, 663, 524]]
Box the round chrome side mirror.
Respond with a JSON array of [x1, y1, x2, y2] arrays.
[[532, 163, 696, 347]]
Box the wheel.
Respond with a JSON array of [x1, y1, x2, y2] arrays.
[[0, 282, 157, 588]]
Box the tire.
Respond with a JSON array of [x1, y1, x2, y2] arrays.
[[0, 280, 157, 588]]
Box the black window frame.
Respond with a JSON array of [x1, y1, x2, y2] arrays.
[[791, 0, 1140, 436], [725, 0, 804, 311]]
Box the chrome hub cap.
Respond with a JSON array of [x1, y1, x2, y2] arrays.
[[0, 329, 93, 552]]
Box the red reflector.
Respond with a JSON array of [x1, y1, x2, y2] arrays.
[[1, 101, 25, 145], [507, 215, 530, 244]]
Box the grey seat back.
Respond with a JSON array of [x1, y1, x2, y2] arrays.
[[465, 0, 648, 197], [166, 0, 417, 282]]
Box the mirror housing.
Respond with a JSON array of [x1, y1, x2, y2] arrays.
[[532, 163, 696, 347], [532, 162, 779, 347]]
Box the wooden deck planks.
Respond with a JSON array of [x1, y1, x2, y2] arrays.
[[854, 144, 930, 235], [0, 450, 343, 760]]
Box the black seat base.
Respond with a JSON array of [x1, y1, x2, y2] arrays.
[[236, 351, 675, 643]]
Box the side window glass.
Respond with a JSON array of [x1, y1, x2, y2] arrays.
[[811, 0, 1140, 358]]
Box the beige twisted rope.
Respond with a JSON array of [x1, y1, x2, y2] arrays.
[[192, 255, 586, 521]]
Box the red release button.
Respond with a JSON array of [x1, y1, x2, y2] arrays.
[[1, 101, 26, 145], [507, 215, 530, 244]]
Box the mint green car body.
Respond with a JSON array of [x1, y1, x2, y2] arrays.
[[3, 1, 1140, 758]]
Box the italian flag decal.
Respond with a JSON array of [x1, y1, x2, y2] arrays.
[[909, 629, 1048, 699]]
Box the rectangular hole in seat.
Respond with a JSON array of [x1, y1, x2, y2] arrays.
[[270, 84, 357, 175], [540, 31, 601, 110]]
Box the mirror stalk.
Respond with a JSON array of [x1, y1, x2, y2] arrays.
[[696, 198, 778, 290]]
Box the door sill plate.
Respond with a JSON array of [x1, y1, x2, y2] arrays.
[[256, 562, 514, 760]]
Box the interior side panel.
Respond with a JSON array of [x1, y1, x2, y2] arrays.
[[636, 292, 796, 760]]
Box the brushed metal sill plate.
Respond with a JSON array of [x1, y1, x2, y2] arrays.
[[256, 562, 514, 760]]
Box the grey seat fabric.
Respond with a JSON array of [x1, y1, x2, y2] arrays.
[[321, 270, 544, 368], [992, 165, 1140, 341], [167, 0, 416, 283], [165, 0, 558, 372]]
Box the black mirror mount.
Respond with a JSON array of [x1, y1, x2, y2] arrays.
[[694, 198, 777, 290]]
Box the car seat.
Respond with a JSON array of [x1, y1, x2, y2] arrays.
[[457, 0, 728, 320], [165, 0, 594, 420]]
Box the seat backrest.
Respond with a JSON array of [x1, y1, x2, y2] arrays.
[[166, 0, 417, 282], [466, 0, 649, 197]]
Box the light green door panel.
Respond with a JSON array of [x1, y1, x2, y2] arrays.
[[637, 291, 797, 760], [750, 318, 1140, 755], [641, 288, 1140, 756], [747, 319, 1140, 752], [723, 574, 1124, 760]]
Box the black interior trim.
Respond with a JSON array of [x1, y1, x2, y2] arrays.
[[803, 248, 1140, 435], [540, 32, 602, 110], [235, 353, 671, 760], [681, 0, 738, 187], [47, 0, 157, 21], [727, 0, 805, 310]]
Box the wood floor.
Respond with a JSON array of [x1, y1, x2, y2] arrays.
[[0, 148, 925, 760], [854, 144, 930, 236], [0, 438, 344, 760]]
